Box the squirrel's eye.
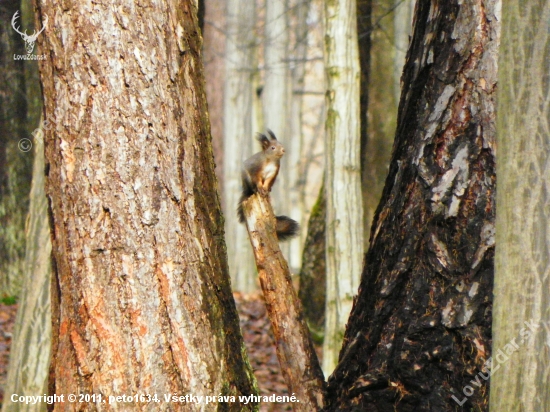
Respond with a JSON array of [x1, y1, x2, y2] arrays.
[[271, 146, 275, 150]]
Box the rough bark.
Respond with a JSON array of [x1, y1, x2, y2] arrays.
[[223, 0, 259, 292], [35, 1, 257, 410], [0, 0, 33, 296], [3, 122, 51, 412], [298, 184, 326, 331], [325, 0, 499, 410], [241, 193, 325, 411], [490, 2, 550, 411], [323, 0, 364, 376]]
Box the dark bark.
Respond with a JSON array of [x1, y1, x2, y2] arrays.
[[325, 0, 499, 410], [298, 184, 326, 331]]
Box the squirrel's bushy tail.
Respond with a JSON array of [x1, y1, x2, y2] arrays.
[[275, 215, 299, 241], [237, 193, 299, 241]]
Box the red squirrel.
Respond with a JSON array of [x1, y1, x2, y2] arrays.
[[237, 130, 299, 241]]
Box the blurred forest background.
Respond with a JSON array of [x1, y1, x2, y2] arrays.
[[0, 0, 415, 407], [0, 0, 548, 411]]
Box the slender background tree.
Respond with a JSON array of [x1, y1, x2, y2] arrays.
[[322, 0, 364, 375], [490, 1, 550, 410], [2, 121, 51, 412]]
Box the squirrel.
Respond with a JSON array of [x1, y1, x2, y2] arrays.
[[237, 130, 299, 241]]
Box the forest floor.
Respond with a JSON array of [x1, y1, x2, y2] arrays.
[[0, 293, 321, 411], [0, 303, 18, 407]]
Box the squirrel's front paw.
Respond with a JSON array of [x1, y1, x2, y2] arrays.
[[257, 188, 268, 197]]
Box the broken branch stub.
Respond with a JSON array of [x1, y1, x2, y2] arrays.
[[241, 194, 326, 411]]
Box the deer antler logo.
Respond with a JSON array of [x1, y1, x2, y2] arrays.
[[11, 11, 47, 55]]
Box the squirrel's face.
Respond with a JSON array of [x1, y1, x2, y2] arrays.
[[270, 143, 285, 159]]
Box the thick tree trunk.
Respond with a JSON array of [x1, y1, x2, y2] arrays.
[[325, 1, 499, 410], [323, 0, 364, 376], [223, 0, 259, 292], [2, 122, 51, 412], [490, 2, 550, 411], [36, 1, 257, 409]]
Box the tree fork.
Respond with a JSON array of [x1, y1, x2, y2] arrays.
[[241, 194, 326, 411]]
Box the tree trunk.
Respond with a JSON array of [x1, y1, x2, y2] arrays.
[[36, 1, 257, 409], [325, 0, 499, 410], [0, 0, 33, 297], [223, 0, 259, 292], [490, 2, 550, 411], [298, 184, 326, 332], [2, 120, 51, 412], [323, 0, 364, 376], [240, 193, 325, 411]]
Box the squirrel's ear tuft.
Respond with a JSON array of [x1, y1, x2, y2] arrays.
[[257, 133, 270, 149], [267, 129, 277, 141]]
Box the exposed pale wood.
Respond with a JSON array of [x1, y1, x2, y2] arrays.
[[241, 194, 325, 411]]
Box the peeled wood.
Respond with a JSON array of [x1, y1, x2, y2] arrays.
[[241, 194, 326, 411]]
